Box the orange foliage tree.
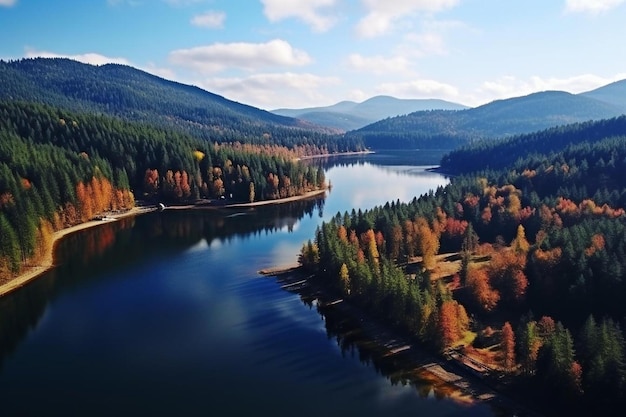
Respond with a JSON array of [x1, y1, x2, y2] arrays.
[[438, 300, 470, 350], [466, 267, 500, 312], [501, 321, 516, 371], [415, 217, 439, 270]]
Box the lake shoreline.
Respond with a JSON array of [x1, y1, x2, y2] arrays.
[[0, 188, 328, 299], [260, 265, 543, 417]]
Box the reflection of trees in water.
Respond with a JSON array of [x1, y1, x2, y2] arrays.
[[307, 150, 450, 172], [0, 196, 324, 368], [318, 302, 437, 393], [292, 281, 442, 397], [158, 197, 324, 245], [293, 290, 513, 415]]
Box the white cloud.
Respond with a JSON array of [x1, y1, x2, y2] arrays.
[[355, 0, 459, 38], [24, 49, 132, 66], [376, 79, 460, 100], [168, 39, 311, 74], [565, 0, 625, 14], [0, 0, 17, 6], [142, 62, 178, 80], [199, 72, 341, 109], [261, 0, 338, 32], [474, 73, 626, 106], [191, 11, 226, 28], [346, 53, 412, 75]]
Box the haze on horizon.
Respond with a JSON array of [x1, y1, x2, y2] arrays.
[[1, 0, 626, 110]]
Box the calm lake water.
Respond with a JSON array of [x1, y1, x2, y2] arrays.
[[0, 150, 510, 416]]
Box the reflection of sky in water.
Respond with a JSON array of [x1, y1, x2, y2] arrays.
[[326, 162, 449, 215]]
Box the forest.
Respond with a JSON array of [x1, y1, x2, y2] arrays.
[[0, 58, 364, 153], [301, 118, 626, 415], [0, 100, 327, 281]]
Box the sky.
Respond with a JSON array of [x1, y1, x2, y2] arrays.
[[1, 0, 626, 111]]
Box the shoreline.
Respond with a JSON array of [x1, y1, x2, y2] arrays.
[[0, 188, 329, 299], [163, 188, 327, 211], [0, 206, 158, 299], [297, 150, 374, 160], [260, 265, 541, 416]]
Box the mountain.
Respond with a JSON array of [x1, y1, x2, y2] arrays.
[[272, 95, 468, 131], [0, 58, 362, 151], [580, 79, 626, 111], [347, 90, 626, 150]]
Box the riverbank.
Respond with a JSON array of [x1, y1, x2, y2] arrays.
[[298, 150, 375, 160], [0, 188, 329, 299], [163, 188, 327, 211], [260, 265, 542, 416], [0, 206, 158, 299]]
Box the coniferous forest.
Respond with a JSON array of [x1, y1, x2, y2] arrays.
[[0, 100, 330, 280], [302, 117, 626, 415]]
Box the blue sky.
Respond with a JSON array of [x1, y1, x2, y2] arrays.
[[1, 0, 626, 110]]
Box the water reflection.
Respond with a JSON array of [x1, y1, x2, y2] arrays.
[[0, 152, 504, 417], [0, 196, 324, 369]]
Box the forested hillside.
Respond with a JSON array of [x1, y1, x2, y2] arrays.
[[0, 58, 363, 153], [302, 122, 626, 415], [440, 116, 626, 173], [0, 101, 327, 280], [347, 90, 625, 150]]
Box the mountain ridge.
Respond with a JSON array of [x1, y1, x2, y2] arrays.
[[345, 88, 626, 150], [0, 57, 361, 152], [272, 95, 468, 131]]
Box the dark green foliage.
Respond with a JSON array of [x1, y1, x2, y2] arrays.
[[0, 58, 364, 153], [0, 100, 330, 278], [440, 116, 626, 174]]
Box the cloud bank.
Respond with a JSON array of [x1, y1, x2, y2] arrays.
[[169, 39, 311, 73]]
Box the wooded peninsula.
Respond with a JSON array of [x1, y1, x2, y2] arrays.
[[299, 116, 626, 416]]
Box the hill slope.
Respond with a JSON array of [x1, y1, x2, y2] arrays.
[[439, 115, 626, 174], [580, 79, 626, 111], [347, 90, 625, 150], [0, 58, 360, 151], [272, 95, 468, 131]]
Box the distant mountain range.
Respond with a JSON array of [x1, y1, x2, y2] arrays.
[[3, 57, 626, 152], [345, 83, 626, 150], [272, 96, 468, 131]]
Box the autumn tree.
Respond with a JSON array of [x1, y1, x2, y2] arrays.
[[415, 217, 439, 270], [339, 263, 350, 296], [466, 267, 500, 312], [298, 240, 319, 269], [438, 300, 469, 350], [501, 321, 516, 371], [517, 319, 542, 375]]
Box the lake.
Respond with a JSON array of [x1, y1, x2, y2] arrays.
[[0, 150, 513, 416]]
